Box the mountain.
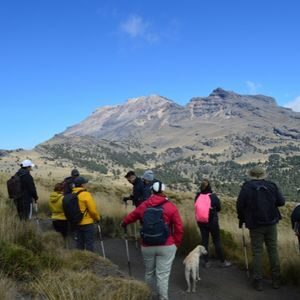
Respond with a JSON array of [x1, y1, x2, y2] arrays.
[[1, 88, 300, 199]]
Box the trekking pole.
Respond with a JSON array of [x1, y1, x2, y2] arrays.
[[134, 222, 138, 248], [242, 224, 250, 278], [124, 226, 132, 276], [97, 222, 106, 259]]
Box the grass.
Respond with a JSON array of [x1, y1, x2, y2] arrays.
[[0, 171, 299, 294]]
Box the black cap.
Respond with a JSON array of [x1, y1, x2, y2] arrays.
[[74, 176, 89, 187], [125, 171, 135, 178], [71, 169, 80, 177]]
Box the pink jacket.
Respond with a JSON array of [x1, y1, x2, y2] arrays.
[[123, 193, 184, 247]]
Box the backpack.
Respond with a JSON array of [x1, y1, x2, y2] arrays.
[[7, 173, 24, 200], [195, 193, 211, 223], [62, 190, 86, 226], [251, 184, 278, 225], [63, 177, 74, 195], [140, 201, 169, 245]]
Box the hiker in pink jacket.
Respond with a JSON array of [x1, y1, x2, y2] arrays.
[[195, 179, 231, 268], [122, 181, 183, 300]]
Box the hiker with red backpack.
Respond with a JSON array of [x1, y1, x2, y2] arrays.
[[195, 179, 231, 268], [71, 176, 100, 252], [121, 181, 183, 300], [7, 160, 39, 220]]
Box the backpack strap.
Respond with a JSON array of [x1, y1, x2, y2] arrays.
[[75, 189, 88, 215]]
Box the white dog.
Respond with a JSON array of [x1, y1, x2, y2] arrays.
[[183, 245, 207, 293]]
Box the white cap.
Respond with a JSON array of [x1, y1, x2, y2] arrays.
[[152, 181, 165, 193], [21, 159, 35, 168]]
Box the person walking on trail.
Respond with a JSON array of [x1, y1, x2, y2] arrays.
[[236, 166, 285, 291], [195, 179, 231, 269], [63, 168, 80, 195], [121, 181, 183, 300], [291, 203, 300, 252], [142, 170, 156, 202], [73, 176, 100, 252], [15, 160, 38, 220], [123, 171, 145, 207], [49, 182, 68, 239]]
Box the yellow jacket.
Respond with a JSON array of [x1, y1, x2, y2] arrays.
[[72, 187, 100, 225], [49, 191, 66, 220]]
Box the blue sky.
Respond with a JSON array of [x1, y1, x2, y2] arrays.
[[1, 0, 300, 149]]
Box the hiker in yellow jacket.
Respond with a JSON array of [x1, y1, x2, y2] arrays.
[[49, 182, 68, 239], [73, 176, 100, 252]]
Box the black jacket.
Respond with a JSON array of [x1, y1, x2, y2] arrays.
[[16, 168, 38, 203], [291, 204, 300, 230], [194, 191, 221, 225], [236, 179, 285, 229], [131, 177, 145, 207]]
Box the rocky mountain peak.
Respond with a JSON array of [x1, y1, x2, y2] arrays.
[[209, 87, 239, 99]]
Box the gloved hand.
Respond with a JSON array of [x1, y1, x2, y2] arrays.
[[120, 221, 127, 229], [122, 196, 130, 203], [239, 220, 244, 229]]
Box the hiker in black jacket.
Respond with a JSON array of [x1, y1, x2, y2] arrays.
[[123, 171, 145, 207], [291, 203, 300, 251], [195, 179, 231, 268], [236, 166, 285, 291], [16, 160, 38, 220]]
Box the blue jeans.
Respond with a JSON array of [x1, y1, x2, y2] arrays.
[[76, 223, 95, 252]]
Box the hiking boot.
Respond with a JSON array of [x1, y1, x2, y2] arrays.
[[272, 279, 281, 289], [204, 262, 211, 269], [220, 260, 232, 268], [253, 279, 263, 291]]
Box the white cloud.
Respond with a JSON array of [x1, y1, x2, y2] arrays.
[[120, 15, 159, 43], [284, 96, 300, 112], [246, 81, 262, 94]]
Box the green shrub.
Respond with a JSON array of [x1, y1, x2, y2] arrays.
[[0, 241, 40, 281]]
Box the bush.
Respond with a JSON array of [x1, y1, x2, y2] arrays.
[[0, 241, 40, 281]]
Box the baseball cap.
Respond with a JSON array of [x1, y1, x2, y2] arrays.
[[21, 159, 35, 168]]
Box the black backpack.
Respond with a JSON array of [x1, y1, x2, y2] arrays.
[[252, 184, 278, 225], [7, 173, 24, 200], [63, 177, 74, 195], [140, 201, 169, 245], [62, 190, 86, 226]]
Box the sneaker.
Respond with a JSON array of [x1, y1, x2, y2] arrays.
[[204, 262, 211, 269], [220, 260, 232, 268], [253, 279, 263, 291]]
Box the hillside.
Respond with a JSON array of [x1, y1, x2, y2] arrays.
[[1, 88, 300, 200]]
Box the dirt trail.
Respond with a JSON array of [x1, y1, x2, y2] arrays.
[[95, 237, 300, 300]]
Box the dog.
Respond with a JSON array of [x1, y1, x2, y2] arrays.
[[183, 245, 207, 293]]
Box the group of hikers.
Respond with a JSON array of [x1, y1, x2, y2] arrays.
[[7, 160, 300, 300]]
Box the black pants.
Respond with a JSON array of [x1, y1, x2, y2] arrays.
[[14, 198, 31, 220], [198, 222, 225, 262], [52, 220, 68, 239]]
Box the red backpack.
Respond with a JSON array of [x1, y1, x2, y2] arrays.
[[195, 193, 211, 223]]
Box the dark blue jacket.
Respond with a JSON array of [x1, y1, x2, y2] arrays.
[[237, 179, 285, 229], [291, 204, 300, 230]]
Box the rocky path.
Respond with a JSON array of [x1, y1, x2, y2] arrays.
[[94, 237, 300, 300]]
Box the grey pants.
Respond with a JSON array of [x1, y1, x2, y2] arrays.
[[141, 244, 177, 300]]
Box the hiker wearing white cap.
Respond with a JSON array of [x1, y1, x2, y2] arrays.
[[15, 160, 38, 220]]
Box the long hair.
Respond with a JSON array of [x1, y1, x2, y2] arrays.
[[200, 179, 212, 193]]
